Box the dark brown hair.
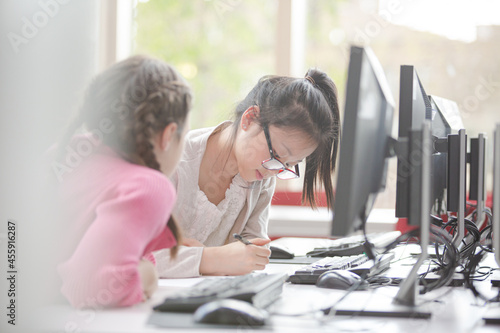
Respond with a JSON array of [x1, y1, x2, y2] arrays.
[[59, 55, 192, 256], [231, 68, 340, 210]]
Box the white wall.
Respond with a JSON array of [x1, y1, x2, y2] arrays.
[[0, 1, 99, 331]]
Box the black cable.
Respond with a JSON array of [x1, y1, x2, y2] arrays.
[[463, 250, 489, 301], [375, 222, 459, 294], [419, 225, 459, 293], [470, 266, 493, 282], [362, 227, 376, 261], [440, 216, 483, 264], [478, 224, 493, 253]]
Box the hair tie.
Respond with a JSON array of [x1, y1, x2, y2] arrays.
[[305, 76, 316, 86]]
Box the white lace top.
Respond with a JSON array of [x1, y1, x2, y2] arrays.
[[153, 122, 276, 278]]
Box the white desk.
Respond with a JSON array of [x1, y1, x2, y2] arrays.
[[31, 252, 500, 333]]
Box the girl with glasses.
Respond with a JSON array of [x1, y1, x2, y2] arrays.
[[154, 68, 340, 277], [55, 56, 191, 308]]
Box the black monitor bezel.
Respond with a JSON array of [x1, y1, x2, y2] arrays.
[[331, 46, 395, 237]]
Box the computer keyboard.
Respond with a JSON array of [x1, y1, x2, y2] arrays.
[[306, 231, 401, 257], [288, 252, 395, 284], [153, 273, 288, 313]]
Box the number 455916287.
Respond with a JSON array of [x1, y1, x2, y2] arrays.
[[7, 221, 16, 270]]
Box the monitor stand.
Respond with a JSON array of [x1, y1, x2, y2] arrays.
[[491, 124, 500, 286], [473, 133, 487, 229], [482, 305, 500, 324], [328, 122, 433, 319], [450, 129, 467, 250], [324, 289, 432, 319], [392, 123, 431, 315], [462, 133, 487, 245], [482, 125, 499, 324], [490, 270, 500, 287]]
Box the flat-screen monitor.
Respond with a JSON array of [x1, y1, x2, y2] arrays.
[[469, 134, 487, 227], [430, 96, 464, 134], [331, 46, 394, 237], [493, 124, 500, 267], [447, 130, 467, 213], [425, 96, 466, 227], [429, 96, 452, 214], [469, 135, 486, 201], [395, 65, 431, 220], [395, 67, 454, 220], [429, 96, 454, 138], [329, 47, 435, 316]]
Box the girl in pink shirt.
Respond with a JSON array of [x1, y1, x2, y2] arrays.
[[54, 55, 191, 308]]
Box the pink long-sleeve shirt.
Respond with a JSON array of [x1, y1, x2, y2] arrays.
[[57, 143, 176, 308]]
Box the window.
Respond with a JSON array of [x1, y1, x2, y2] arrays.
[[133, 0, 500, 204], [134, 0, 277, 129], [303, 0, 500, 205]]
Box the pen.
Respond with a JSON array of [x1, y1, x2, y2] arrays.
[[233, 233, 254, 245]]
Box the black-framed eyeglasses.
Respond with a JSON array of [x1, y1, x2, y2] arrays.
[[261, 124, 300, 180]]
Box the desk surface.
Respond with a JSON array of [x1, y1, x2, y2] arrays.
[[30, 251, 500, 333]]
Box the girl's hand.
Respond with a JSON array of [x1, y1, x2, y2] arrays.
[[182, 237, 205, 247], [199, 238, 271, 276], [138, 259, 158, 300]]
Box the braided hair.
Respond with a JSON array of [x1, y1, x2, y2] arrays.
[[59, 55, 192, 256]]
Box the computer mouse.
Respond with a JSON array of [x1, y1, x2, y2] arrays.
[[316, 270, 369, 290], [270, 245, 295, 259], [193, 299, 268, 326]]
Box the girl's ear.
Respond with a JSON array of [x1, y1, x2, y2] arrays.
[[159, 122, 178, 151], [241, 105, 260, 131]]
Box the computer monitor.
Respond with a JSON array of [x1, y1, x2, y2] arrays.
[[429, 96, 452, 215], [493, 124, 500, 267], [430, 96, 464, 134], [423, 95, 466, 247], [396, 66, 434, 221], [395, 68, 454, 220], [329, 46, 434, 317], [425, 96, 466, 215], [482, 124, 500, 324], [447, 129, 467, 247], [429, 96, 453, 138], [469, 134, 487, 227], [395, 65, 429, 219], [331, 46, 394, 237]]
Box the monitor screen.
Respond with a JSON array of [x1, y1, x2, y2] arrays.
[[331, 46, 395, 237]]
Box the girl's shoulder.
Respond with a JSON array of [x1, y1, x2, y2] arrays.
[[182, 121, 233, 158], [87, 148, 176, 205], [119, 162, 176, 199], [185, 122, 230, 143]]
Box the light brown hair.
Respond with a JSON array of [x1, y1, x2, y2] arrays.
[[59, 55, 192, 256]]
